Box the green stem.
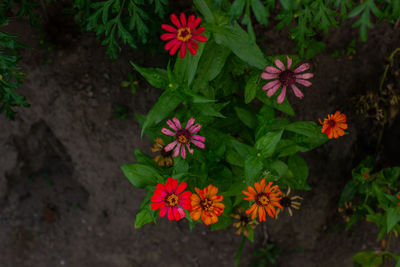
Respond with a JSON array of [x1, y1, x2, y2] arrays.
[[235, 236, 246, 267]]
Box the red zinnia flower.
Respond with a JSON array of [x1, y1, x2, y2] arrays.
[[161, 117, 205, 159], [161, 13, 207, 58], [261, 56, 313, 104], [150, 177, 192, 221]]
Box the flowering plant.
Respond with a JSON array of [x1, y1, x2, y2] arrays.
[[120, 0, 348, 263]]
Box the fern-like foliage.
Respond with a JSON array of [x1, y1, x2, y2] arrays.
[[81, 0, 168, 59]]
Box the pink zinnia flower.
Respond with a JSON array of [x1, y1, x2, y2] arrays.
[[261, 56, 314, 104], [161, 117, 205, 158], [161, 13, 207, 59], [151, 177, 192, 221]]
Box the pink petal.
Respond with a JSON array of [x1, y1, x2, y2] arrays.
[[173, 206, 185, 221], [187, 41, 197, 55], [169, 40, 182, 56], [286, 56, 292, 69], [189, 17, 201, 30], [164, 39, 178, 51], [293, 63, 310, 73], [186, 143, 194, 154], [172, 117, 182, 130], [261, 72, 279, 80], [291, 84, 304, 98], [192, 35, 207, 42], [161, 128, 176, 136], [188, 124, 202, 134], [179, 43, 186, 59], [266, 83, 281, 97], [295, 73, 313, 79], [173, 143, 181, 157], [192, 27, 205, 35], [167, 207, 174, 220], [185, 118, 195, 129], [262, 80, 281, 91], [170, 14, 181, 28], [161, 24, 177, 33], [176, 182, 187, 195], [180, 144, 186, 159], [191, 139, 205, 149], [180, 13, 186, 27], [164, 140, 178, 152], [159, 206, 168, 217], [277, 86, 287, 104], [191, 135, 205, 142], [166, 119, 178, 131], [296, 79, 312, 87], [274, 59, 285, 71], [264, 66, 281, 74], [160, 33, 176, 41]]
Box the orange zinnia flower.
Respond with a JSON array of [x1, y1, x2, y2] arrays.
[[190, 185, 225, 225], [319, 110, 348, 139], [242, 179, 283, 222]]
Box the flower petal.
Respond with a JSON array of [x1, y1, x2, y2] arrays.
[[191, 135, 205, 142], [192, 27, 205, 35], [166, 119, 178, 131], [188, 17, 201, 30], [293, 63, 310, 73], [191, 139, 205, 149], [266, 83, 281, 97], [192, 34, 207, 42], [180, 143, 186, 158], [258, 206, 266, 222], [160, 33, 177, 41], [179, 42, 187, 59], [185, 118, 195, 129], [164, 140, 178, 152], [165, 177, 178, 193], [295, 73, 313, 79], [189, 123, 202, 133], [170, 14, 181, 28], [291, 84, 304, 99], [262, 80, 281, 91], [159, 206, 168, 217], [261, 72, 279, 80], [186, 41, 197, 55], [167, 207, 175, 220], [172, 117, 182, 130], [179, 13, 186, 27], [296, 79, 312, 87], [186, 143, 194, 154], [275, 59, 285, 71], [277, 86, 287, 104], [169, 40, 182, 56], [164, 39, 178, 51], [161, 24, 177, 33], [173, 143, 181, 157], [265, 66, 281, 74], [173, 206, 185, 221], [286, 56, 292, 69], [161, 128, 176, 136]]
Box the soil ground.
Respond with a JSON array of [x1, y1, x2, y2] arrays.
[[1, 3, 400, 267]]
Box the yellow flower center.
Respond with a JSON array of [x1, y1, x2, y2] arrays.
[[256, 193, 271, 206], [166, 194, 178, 207], [177, 27, 192, 42], [201, 198, 214, 211], [178, 135, 187, 143], [176, 129, 191, 144]]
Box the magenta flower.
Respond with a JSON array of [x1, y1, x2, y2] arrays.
[[261, 56, 313, 104], [161, 117, 205, 158]]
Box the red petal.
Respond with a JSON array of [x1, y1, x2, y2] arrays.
[[159, 207, 168, 217], [170, 14, 181, 28], [192, 27, 205, 35], [176, 181, 187, 195], [165, 39, 178, 51], [179, 199, 191, 210], [165, 177, 178, 193], [180, 13, 186, 27], [151, 202, 165, 210], [179, 42, 187, 59], [192, 35, 207, 42], [179, 191, 192, 200], [189, 17, 201, 30], [169, 40, 181, 56], [173, 207, 185, 221], [161, 24, 177, 33], [161, 33, 177, 41], [167, 207, 174, 220], [187, 40, 197, 55]]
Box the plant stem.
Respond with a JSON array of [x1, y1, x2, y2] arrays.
[[234, 236, 246, 267]]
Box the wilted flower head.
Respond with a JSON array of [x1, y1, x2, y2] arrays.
[[338, 201, 355, 222], [319, 111, 348, 139], [242, 178, 283, 222], [275, 187, 303, 218], [230, 207, 258, 237], [161, 13, 207, 58], [261, 56, 313, 104], [161, 117, 205, 159], [152, 137, 173, 167], [150, 177, 192, 221]]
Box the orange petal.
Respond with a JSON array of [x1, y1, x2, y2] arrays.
[[190, 209, 201, 220], [258, 206, 266, 222]]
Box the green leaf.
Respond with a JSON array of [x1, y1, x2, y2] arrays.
[[172, 157, 189, 178], [270, 160, 288, 178], [251, 0, 268, 25], [285, 121, 321, 137], [255, 130, 283, 157], [135, 206, 155, 228], [256, 88, 295, 116], [387, 207, 400, 233], [234, 107, 257, 129], [244, 155, 263, 184], [211, 23, 268, 69], [121, 164, 161, 188], [287, 154, 309, 185], [193, 0, 214, 22], [353, 250, 387, 267], [130, 62, 169, 89], [229, 0, 246, 19], [141, 90, 181, 136], [244, 71, 261, 104]]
